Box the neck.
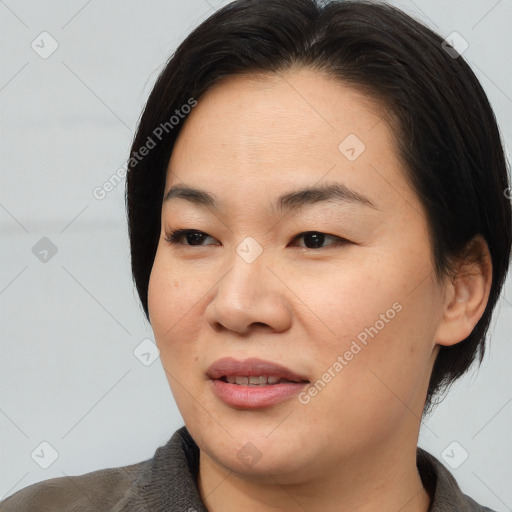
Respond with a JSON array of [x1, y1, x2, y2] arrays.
[[197, 432, 431, 512]]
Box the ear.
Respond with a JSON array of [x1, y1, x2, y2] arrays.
[[434, 235, 493, 347]]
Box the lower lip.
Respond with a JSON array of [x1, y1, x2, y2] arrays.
[[210, 379, 308, 408]]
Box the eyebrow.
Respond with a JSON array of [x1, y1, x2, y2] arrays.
[[163, 182, 379, 213]]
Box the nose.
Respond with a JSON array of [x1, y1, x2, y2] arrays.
[[204, 251, 292, 336]]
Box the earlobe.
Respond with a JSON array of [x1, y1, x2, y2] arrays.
[[434, 235, 493, 347]]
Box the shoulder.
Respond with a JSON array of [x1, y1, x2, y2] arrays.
[[417, 447, 497, 512], [0, 459, 151, 512], [0, 427, 201, 512]]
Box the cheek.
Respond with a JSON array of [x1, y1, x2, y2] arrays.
[[148, 252, 208, 420], [148, 250, 203, 362], [298, 264, 401, 350], [300, 260, 438, 416], [298, 323, 432, 453]]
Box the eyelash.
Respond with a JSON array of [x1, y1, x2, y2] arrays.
[[164, 229, 349, 250]]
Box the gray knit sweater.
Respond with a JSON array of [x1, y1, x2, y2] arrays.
[[0, 426, 496, 511]]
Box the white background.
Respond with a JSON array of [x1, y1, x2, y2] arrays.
[[1, 0, 511, 509]]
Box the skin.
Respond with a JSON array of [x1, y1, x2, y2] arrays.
[[147, 68, 492, 512]]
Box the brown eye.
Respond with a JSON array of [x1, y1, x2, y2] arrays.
[[164, 229, 218, 246], [291, 231, 349, 249]]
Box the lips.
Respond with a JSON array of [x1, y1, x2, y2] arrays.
[[206, 357, 309, 383], [206, 357, 310, 408]]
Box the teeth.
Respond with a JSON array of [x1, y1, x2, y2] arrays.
[[248, 376, 266, 385], [223, 375, 294, 385]]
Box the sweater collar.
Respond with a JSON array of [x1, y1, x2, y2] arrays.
[[135, 426, 474, 512]]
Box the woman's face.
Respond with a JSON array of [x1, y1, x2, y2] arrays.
[[148, 68, 447, 481]]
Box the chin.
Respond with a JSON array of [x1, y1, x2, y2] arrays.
[[215, 443, 310, 481], [194, 419, 315, 478]]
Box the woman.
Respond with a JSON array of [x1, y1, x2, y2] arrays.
[[1, 0, 509, 510]]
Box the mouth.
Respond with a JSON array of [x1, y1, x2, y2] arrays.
[[206, 356, 310, 383], [207, 357, 310, 408], [219, 375, 305, 385]]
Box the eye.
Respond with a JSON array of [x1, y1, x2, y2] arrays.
[[164, 229, 348, 249], [164, 229, 218, 246], [290, 231, 349, 249]]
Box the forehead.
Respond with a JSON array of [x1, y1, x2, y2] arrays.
[[165, 67, 416, 216], [176, 68, 386, 151]]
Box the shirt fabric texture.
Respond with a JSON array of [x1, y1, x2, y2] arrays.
[[0, 426, 496, 511]]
